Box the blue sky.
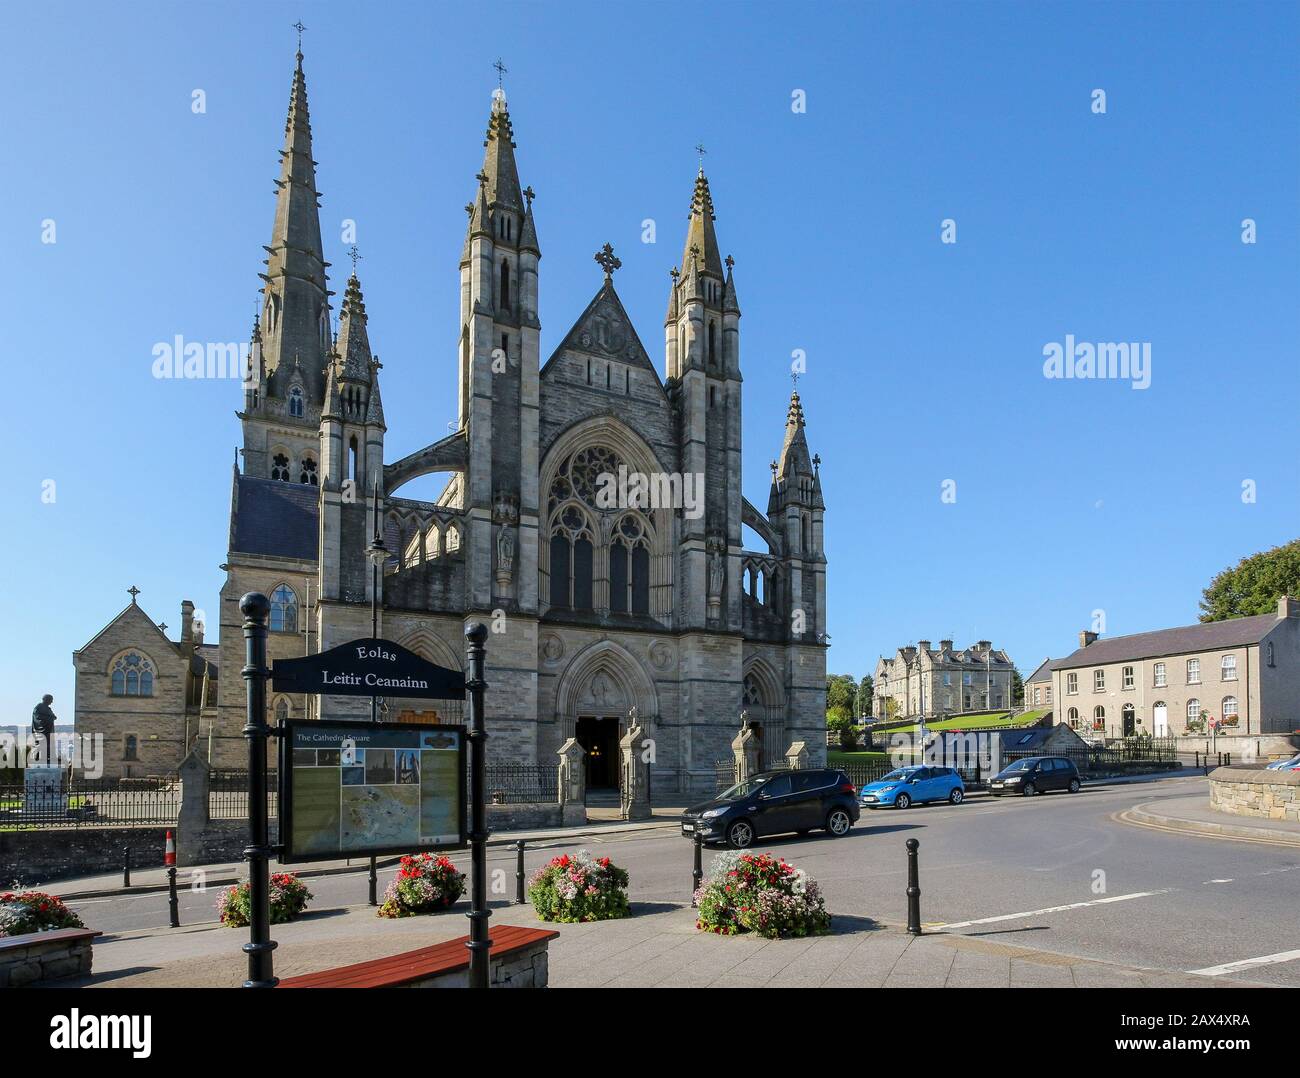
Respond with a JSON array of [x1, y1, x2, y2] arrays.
[[3, 0, 1297, 723]]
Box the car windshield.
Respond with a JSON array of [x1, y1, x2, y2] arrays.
[[1003, 759, 1035, 772], [880, 768, 920, 782], [716, 777, 769, 801]]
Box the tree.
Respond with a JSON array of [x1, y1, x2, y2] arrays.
[[1200, 539, 1300, 622], [826, 674, 857, 715], [827, 706, 858, 750], [1010, 668, 1024, 707], [857, 674, 874, 718]]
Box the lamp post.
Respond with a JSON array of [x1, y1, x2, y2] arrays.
[[364, 487, 387, 906]]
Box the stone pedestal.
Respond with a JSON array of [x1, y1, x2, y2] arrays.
[[619, 723, 651, 821], [732, 725, 760, 784], [23, 767, 64, 815], [785, 740, 811, 771], [556, 738, 587, 826], [175, 750, 211, 866]]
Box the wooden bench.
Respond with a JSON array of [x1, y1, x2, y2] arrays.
[[278, 925, 559, 989]]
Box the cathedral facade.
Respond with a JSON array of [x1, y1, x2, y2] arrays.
[[206, 48, 829, 797]]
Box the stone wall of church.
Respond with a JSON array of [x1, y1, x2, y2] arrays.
[[72, 610, 190, 780], [215, 559, 316, 767]]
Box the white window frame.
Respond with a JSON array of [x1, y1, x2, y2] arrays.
[[1186, 658, 1201, 685], [1220, 654, 1237, 681], [1066, 672, 1078, 695], [1093, 669, 1105, 692], [1153, 662, 1167, 688]]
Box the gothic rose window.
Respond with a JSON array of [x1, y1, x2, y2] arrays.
[[110, 652, 155, 697], [270, 584, 298, 633], [546, 446, 654, 615], [271, 452, 290, 482]]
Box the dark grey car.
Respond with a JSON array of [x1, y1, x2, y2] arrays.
[[988, 755, 1081, 797]]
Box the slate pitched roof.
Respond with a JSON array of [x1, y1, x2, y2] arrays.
[[231, 474, 319, 560], [1025, 658, 1060, 684], [1054, 613, 1279, 671]]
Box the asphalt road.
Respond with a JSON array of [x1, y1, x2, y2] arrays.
[[66, 774, 1300, 986]]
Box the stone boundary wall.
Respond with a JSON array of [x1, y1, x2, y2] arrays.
[[1, 826, 168, 887], [0, 928, 95, 986], [1209, 766, 1300, 822]]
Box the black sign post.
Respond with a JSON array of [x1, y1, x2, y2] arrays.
[[240, 593, 278, 988], [464, 622, 490, 990]]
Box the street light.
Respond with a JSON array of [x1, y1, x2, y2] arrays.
[[366, 484, 388, 724]]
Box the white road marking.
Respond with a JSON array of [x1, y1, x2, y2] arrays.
[[933, 889, 1173, 930], [1207, 878, 1233, 884], [1189, 949, 1300, 977]]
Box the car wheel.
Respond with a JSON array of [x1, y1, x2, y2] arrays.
[[1022, 782, 1037, 797], [726, 819, 755, 849], [1067, 777, 1081, 793], [948, 788, 964, 804], [826, 808, 852, 836], [895, 792, 911, 809]]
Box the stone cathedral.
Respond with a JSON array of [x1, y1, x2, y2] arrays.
[[201, 48, 828, 796]]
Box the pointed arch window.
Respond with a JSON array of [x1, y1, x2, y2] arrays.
[[708, 321, 716, 365], [110, 652, 155, 696], [270, 585, 298, 633], [271, 452, 290, 482], [500, 259, 511, 311], [348, 436, 359, 482], [548, 504, 595, 610], [609, 515, 651, 616], [288, 386, 304, 418], [299, 456, 317, 485]]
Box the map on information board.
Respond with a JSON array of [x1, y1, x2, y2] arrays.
[[280, 720, 466, 862]]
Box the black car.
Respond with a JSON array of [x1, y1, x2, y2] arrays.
[[680, 768, 861, 848], [988, 755, 1081, 797]]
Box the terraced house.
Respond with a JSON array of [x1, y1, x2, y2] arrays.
[[1049, 596, 1300, 752]]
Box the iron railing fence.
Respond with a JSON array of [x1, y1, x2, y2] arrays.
[[479, 764, 558, 805], [1003, 738, 1178, 776], [208, 769, 279, 820], [0, 776, 181, 830]]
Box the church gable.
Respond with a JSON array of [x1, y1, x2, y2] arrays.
[[542, 280, 663, 387]]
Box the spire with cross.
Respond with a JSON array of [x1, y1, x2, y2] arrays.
[[594, 243, 621, 280], [347, 244, 362, 276], [293, 20, 306, 52], [695, 142, 707, 170]]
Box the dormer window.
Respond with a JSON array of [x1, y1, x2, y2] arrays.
[[288, 386, 304, 418]]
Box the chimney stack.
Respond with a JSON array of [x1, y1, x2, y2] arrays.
[[1079, 630, 1099, 648], [181, 600, 195, 643], [939, 639, 953, 651], [1278, 595, 1299, 620]]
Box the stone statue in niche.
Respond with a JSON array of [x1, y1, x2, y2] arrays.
[[708, 546, 724, 597]]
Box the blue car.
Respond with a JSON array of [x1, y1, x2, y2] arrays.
[[860, 765, 965, 809]]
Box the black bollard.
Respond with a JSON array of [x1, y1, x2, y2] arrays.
[[167, 866, 180, 928], [122, 846, 131, 888], [368, 856, 378, 907], [1225, 752, 1231, 767], [515, 841, 526, 904], [905, 838, 922, 935], [691, 832, 703, 905]]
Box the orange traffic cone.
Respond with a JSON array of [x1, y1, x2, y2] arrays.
[[164, 830, 176, 867]]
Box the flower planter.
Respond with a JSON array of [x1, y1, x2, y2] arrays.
[[528, 850, 629, 923], [378, 854, 465, 918], [695, 851, 831, 939]]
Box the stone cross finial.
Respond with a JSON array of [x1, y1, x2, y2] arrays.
[[813, 453, 821, 473], [493, 58, 508, 88], [595, 243, 621, 279], [347, 244, 361, 275], [292, 20, 306, 50], [523, 185, 535, 208], [158, 622, 167, 634], [791, 369, 801, 389], [670, 266, 680, 284], [725, 254, 734, 271], [695, 142, 707, 167], [127, 585, 141, 605]]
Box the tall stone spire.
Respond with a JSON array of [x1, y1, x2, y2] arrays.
[[481, 88, 523, 212], [777, 389, 815, 483], [682, 167, 724, 278], [334, 273, 372, 381], [259, 45, 330, 404]]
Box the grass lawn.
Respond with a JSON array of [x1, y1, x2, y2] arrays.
[[876, 710, 1049, 736], [826, 749, 887, 766]]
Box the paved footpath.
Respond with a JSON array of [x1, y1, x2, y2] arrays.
[[62, 897, 1268, 989]]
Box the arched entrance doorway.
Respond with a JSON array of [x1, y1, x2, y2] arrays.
[[1152, 701, 1168, 737], [1122, 703, 1136, 737], [554, 639, 658, 798]]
